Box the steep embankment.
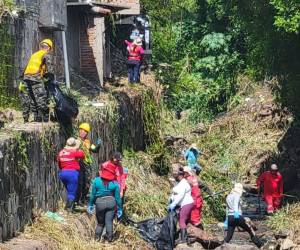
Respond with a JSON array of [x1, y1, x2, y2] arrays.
[[1, 75, 298, 249], [0, 74, 169, 249]]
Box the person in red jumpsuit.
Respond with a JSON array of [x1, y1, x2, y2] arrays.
[[183, 166, 203, 227], [257, 164, 283, 214]]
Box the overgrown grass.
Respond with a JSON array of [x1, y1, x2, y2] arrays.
[[267, 204, 300, 233], [123, 150, 170, 220], [20, 149, 169, 249]]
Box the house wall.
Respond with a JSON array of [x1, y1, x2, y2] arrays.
[[79, 15, 100, 82], [66, 7, 81, 71], [78, 14, 109, 85]]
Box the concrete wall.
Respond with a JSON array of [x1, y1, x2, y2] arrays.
[[0, 87, 147, 242], [12, 0, 66, 84]]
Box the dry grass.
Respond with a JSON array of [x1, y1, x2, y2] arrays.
[[267, 204, 300, 244], [123, 150, 170, 221], [17, 150, 169, 250], [196, 84, 291, 184]]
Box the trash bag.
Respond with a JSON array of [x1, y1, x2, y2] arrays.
[[48, 81, 78, 119], [131, 211, 178, 250], [136, 218, 165, 244], [155, 211, 178, 250]]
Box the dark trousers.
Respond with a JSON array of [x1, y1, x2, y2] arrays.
[[95, 196, 116, 239], [76, 162, 92, 204], [19, 90, 31, 122], [225, 215, 261, 246], [25, 80, 49, 121], [127, 60, 141, 83]]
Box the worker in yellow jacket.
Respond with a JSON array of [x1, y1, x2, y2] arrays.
[[76, 122, 103, 206], [22, 39, 54, 122]]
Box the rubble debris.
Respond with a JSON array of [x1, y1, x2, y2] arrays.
[[191, 123, 207, 135]]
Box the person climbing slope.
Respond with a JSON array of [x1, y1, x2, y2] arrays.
[[168, 168, 194, 245], [184, 143, 202, 174], [57, 137, 85, 212], [23, 39, 54, 122], [87, 164, 123, 242], [76, 122, 102, 206], [224, 183, 263, 248], [100, 152, 128, 200], [125, 37, 144, 84], [183, 166, 203, 228], [257, 164, 283, 214]]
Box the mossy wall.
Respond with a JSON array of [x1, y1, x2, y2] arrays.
[[0, 88, 153, 242]]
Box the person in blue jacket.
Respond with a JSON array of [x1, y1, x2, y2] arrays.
[[184, 143, 202, 174], [87, 164, 122, 242]]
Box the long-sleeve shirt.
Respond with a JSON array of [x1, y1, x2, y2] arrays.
[[57, 148, 85, 171], [125, 40, 144, 61], [184, 148, 201, 171], [78, 138, 100, 165], [257, 171, 283, 198], [101, 161, 127, 196], [226, 192, 242, 216], [89, 177, 122, 209], [170, 178, 194, 208]]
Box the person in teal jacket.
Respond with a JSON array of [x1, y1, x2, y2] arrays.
[[87, 164, 122, 242], [184, 143, 202, 174]]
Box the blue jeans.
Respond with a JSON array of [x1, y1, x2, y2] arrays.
[[59, 170, 79, 201], [127, 60, 141, 83]]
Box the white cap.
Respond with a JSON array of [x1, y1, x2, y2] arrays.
[[183, 166, 193, 176], [271, 164, 278, 171], [232, 183, 245, 195]]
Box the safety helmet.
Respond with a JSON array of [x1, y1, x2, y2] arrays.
[[79, 123, 91, 133], [40, 39, 53, 50]]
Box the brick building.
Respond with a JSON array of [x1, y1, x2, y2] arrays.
[[66, 0, 140, 85]]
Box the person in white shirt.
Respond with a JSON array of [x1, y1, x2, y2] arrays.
[[168, 168, 194, 244], [224, 183, 263, 248]]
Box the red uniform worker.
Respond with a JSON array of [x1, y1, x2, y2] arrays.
[[183, 167, 203, 227], [257, 164, 283, 214]]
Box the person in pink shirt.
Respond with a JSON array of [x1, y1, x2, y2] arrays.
[[125, 37, 144, 83]]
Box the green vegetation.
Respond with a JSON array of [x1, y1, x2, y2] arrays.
[[0, 18, 17, 108], [142, 0, 300, 121]]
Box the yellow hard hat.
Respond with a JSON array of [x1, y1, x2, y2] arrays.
[[79, 123, 91, 133], [40, 39, 53, 50]]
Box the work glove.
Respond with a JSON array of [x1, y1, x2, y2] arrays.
[[167, 204, 176, 212], [233, 211, 240, 219], [117, 208, 123, 219], [87, 205, 95, 215], [95, 138, 102, 146], [224, 218, 228, 229]]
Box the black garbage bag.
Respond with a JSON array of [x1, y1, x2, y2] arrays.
[[131, 211, 178, 250], [48, 81, 78, 119], [155, 211, 178, 250]]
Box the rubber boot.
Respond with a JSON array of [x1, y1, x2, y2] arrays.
[[251, 236, 263, 248], [66, 201, 75, 213], [104, 234, 113, 243], [65, 200, 71, 211], [175, 228, 188, 245]]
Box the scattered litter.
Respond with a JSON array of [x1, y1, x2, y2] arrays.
[[45, 211, 64, 222], [92, 102, 105, 107]]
